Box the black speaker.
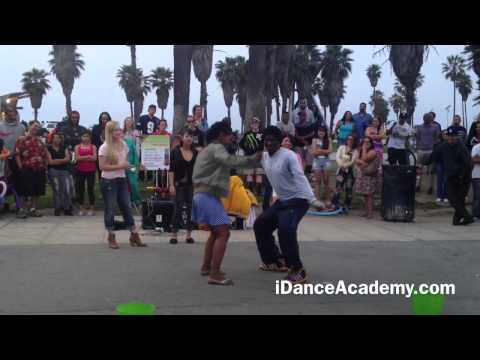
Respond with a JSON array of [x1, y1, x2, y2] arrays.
[[381, 164, 416, 222], [141, 198, 174, 231]]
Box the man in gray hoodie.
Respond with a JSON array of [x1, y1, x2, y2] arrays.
[[0, 105, 26, 195]]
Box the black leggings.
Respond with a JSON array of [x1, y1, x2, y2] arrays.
[[76, 171, 96, 206], [171, 185, 193, 233]]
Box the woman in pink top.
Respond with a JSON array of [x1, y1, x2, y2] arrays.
[[74, 131, 97, 216], [99, 121, 145, 249]]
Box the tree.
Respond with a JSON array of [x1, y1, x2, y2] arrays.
[[149, 67, 174, 120], [21, 68, 51, 121], [49, 45, 85, 116], [274, 45, 296, 113], [456, 71, 473, 127], [215, 57, 237, 118], [366, 64, 382, 98], [290, 45, 323, 106], [233, 56, 248, 132], [264, 45, 277, 126], [393, 73, 425, 122], [369, 90, 390, 123], [173, 45, 193, 134], [312, 77, 329, 122], [192, 45, 214, 121], [245, 45, 267, 129], [117, 65, 151, 121], [442, 54, 467, 119], [379, 45, 430, 124], [319, 45, 354, 132], [464, 45, 480, 77], [389, 93, 406, 120]]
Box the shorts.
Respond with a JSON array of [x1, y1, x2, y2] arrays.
[[313, 157, 331, 171], [192, 192, 230, 228], [17, 168, 46, 197], [417, 150, 432, 167]]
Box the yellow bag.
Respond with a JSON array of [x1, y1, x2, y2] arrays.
[[221, 176, 256, 219]]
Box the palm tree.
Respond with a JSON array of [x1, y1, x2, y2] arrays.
[[117, 65, 151, 120], [393, 73, 425, 122], [21, 68, 51, 121], [378, 45, 430, 124], [245, 45, 267, 129], [215, 57, 237, 118], [370, 90, 390, 122], [191, 45, 214, 121], [319, 45, 354, 132], [290, 45, 323, 105], [233, 56, 248, 132], [442, 54, 467, 119], [274, 45, 296, 113], [149, 67, 174, 119], [366, 64, 382, 98], [464, 45, 480, 77], [312, 77, 329, 122], [127, 45, 137, 68], [49, 45, 85, 116], [264, 45, 277, 126], [173, 45, 193, 134], [456, 72, 473, 128], [389, 93, 406, 120]]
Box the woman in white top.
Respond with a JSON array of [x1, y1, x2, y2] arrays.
[[310, 126, 332, 205], [99, 121, 146, 249], [331, 134, 359, 210]]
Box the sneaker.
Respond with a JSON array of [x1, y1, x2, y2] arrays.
[[17, 209, 28, 219], [436, 198, 442, 203], [28, 209, 42, 217], [284, 269, 308, 284], [78, 210, 84, 216], [443, 199, 449, 204], [87, 210, 94, 216], [169, 238, 178, 244], [186, 238, 195, 244], [460, 216, 475, 226]]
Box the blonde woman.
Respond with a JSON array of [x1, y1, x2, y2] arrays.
[[99, 121, 146, 249]]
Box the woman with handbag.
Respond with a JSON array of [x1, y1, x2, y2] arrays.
[[354, 137, 380, 219]]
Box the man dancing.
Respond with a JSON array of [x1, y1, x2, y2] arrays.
[[254, 126, 324, 285]]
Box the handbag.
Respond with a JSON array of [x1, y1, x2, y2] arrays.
[[362, 154, 380, 176]]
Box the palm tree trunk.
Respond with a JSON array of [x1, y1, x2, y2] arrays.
[[453, 81, 456, 119], [130, 102, 134, 121], [200, 81, 207, 122], [323, 106, 327, 123], [245, 45, 267, 130], [34, 108, 38, 121], [275, 98, 280, 124], [227, 106, 231, 119], [161, 108, 165, 120], [130, 45, 137, 69], [173, 45, 193, 134], [65, 93, 72, 116], [464, 100, 468, 129], [372, 86, 376, 114]]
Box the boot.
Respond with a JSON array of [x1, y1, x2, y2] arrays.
[[129, 232, 147, 247], [108, 233, 119, 249]]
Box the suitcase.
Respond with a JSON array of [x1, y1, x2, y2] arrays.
[[381, 150, 416, 222]]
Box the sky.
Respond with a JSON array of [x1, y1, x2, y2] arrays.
[[0, 45, 477, 131]]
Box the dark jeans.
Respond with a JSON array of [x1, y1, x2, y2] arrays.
[[472, 179, 480, 218], [446, 175, 472, 223], [76, 171, 95, 206], [48, 168, 73, 210], [100, 177, 135, 233], [262, 176, 273, 211], [171, 185, 193, 233], [435, 163, 447, 199], [332, 167, 354, 208], [254, 198, 309, 271], [388, 148, 408, 165]]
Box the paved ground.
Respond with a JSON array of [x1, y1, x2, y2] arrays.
[[0, 207, 479, 315]]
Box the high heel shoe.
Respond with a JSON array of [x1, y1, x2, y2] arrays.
[[129, 232, 147, 247]]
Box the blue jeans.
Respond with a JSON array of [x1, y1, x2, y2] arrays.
[[254, 198, 309, 271], [100, 177, 135, 233], [473, 179, 480, 218], [435, 163, 447, 199]]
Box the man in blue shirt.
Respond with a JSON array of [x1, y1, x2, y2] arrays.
[[352, 102, 373, 141], [137, 105, 160, 135], [192, 104, 208, 133]]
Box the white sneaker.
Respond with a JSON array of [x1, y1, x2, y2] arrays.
[[436, 198, 442, 203], [443, 199, 449, 203]]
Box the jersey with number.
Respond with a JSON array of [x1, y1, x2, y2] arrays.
[[137, 115, 160, 135]]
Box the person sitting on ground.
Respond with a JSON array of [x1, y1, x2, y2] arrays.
[[168, 129, 198, 245], [310, 126, 332, 206], [254, 126, 325, 285], [424, 126, 474, 226], [47, 132, 74, 216], [334, 111, 355, 146], [15, 120, 49, 219], [332, 134, 359, 211], [192, 121, 263, 286], [354, 137, 380, 220]]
